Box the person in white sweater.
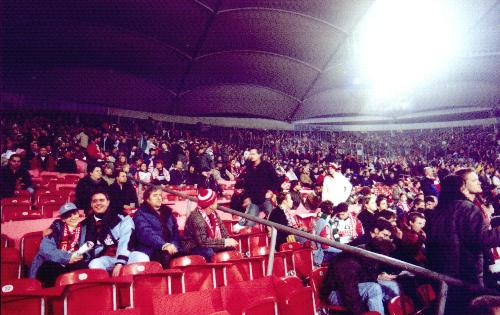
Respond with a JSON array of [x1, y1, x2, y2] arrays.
[[322, 163, 352, 206]]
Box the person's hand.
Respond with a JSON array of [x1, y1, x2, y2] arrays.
[[377, 272, 397, 281], [162, 243, 178, 255], [112, 264, 123, 277], [224, 238, 239, 248], [69, 254, 83, 264], [394, 227, 403, 239], [242, 198, 252, 208]]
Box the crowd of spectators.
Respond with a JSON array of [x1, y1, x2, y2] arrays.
[[1, 110, 499, 314]]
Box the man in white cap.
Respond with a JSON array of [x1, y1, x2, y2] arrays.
[[322, 163, 353, 206], [183, 188, 238, 262], [29, 203, 91, 287]]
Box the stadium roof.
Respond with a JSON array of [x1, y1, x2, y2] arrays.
[[3, 0, 499, 122]]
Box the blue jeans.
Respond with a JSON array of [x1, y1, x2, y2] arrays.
[[327, 280, 400, 314], [238, 200, 273, 227]]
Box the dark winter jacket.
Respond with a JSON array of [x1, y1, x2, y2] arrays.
[[241, 160, 281, 205]]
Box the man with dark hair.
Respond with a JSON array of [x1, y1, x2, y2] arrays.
[[169, 160, 186, 185], [469, 295, 500, 315], [0, 154, 33, 199], [128, 185, 181, 268], [29, 146, 56, 171], [75, 164, 109, 214], [350, 218, 394, 247], [320, 230, 400, 315], [88, 191, 134, 277], [420, 166, 439, 197], [233, 147, 282, 231], [394, 212, 426, 266], [427, 175, 500, 315], [109, 170, 138, 216]]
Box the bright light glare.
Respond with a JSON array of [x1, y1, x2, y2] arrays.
[[357, 0, 462, 99]]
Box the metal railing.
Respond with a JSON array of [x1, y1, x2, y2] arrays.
[[137, 182, 497, 315]]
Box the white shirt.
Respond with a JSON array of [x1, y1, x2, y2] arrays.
[[322, 172, 352, 206]]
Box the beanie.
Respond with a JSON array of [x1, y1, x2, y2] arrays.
[[197, 188, 217, 209]]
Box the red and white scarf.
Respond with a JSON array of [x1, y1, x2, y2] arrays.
[[60, 223, 81, 252], [198, 208, 222, 239], [282, 207, 299, 229]]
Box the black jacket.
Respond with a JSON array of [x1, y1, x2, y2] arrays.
[[319, 244, 382, 315], [427, 199, 500, 286], [268, 207, 292, 250], [241, 160, 281, 205], [0, 165, 32, 199], [75, 176, 109, 213], [108, 181, 138, 216]]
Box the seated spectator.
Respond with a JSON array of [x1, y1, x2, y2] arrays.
[[169, 160, 186, 185], [313, 200, 338, 265], [395, 193, 410, 221], [151, 160, 170, 185], [185, 164, 201, 186], [128, 185, 181, 268], [394, 212, 426, 266], [56, 150, 78, 173], [102, 163, 115, 186], [87, 136, 104, 162], [320, 228, 400, 315], [183, 188, 238, 262], [468, 295, 500, 315], [114, 155, 130, 174], [350, 218, 394, 247], [29, 203, 92, 287], [135, 162, 152, 184], [88, 191, 134, 276], [29, 146, 56, 171], [212, 160, 234, 182], [109, 170, 138, 216], [331, 202, 364, 246], [357, 194, 379, 232], [199, 167, 223, 196], [268, 192, 305, 250], [75, 164, 109, 214], [376, 195, 389, 212], [289, 180, 303, 209], [299, 165, 313, 188], [305, 185, 322, 210], [0, 154, 33, 199]]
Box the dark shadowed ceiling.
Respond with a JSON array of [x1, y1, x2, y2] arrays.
[[3, 0, 499, 121]]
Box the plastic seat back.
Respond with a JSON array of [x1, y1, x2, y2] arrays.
[[170, 255, 215, 292], [242, 297, 278, 315], [20, 231, 43, 273], [388, 296, 416, 315], [281, 287, 316, 315], [1, 248, 21, 281], [1, 279, 44, 315], [1, 204, 31, 222]]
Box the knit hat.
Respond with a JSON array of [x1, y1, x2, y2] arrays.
[[327, 162, 340, 170], [59, 202, 78, 217], [197, 188, 217, 208]]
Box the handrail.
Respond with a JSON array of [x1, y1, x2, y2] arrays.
[[133, 181, 497, 315]]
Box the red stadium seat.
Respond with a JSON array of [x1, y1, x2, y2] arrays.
[[416, 284, 437, 307], [170, 255, 224, 292], [118, 262, 183, 310], [11, 212, 43, 221], [1, 248, 21, 281], [309, 267, 349, 314], [1, 204, 31, 222], [212, 251, 265, 285], [51, 269, 129, 315], [1, 278, 46, 315], [280, 287, 316, 315], [37, 194, 66, 206], [388, 296, 416, 315], [1, 234, 13, 248], [20, 231, 43, 275], [250, 246, 288, 278], [242, 296, 278, 315], [287, 244, 314, 279], [14, 190, 32, 198], [41, 203, 64, 218], [1, 196, 31, 206]]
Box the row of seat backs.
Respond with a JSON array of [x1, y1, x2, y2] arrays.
[[1, 232, 43, 280]]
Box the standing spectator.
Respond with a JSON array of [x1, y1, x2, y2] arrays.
[[233, 148, 282, 231], [289, 180, 303, 209], [322, 163, 353, 206], [183, 188, 238, 262], [313, 201, 339, 265], [88, 191, 134, 277], [29, 203, 92, 287], [0, 154, 33, 199], [128, 186, 181, 268], [109, 170, 138, 216], [75, 164, 109, 214], [87, 136, 103, 162], [29, 146, 56, 171], [427, 175, 500, 315]]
